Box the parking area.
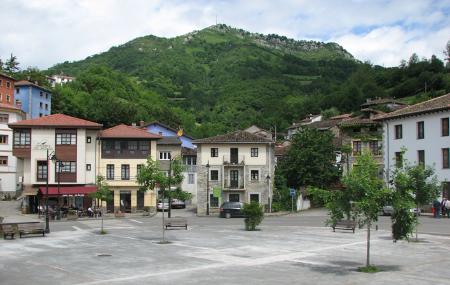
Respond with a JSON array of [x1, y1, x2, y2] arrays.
[[1, 212, 450, 285]]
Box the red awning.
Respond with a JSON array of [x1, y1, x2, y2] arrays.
[[38, 186, 97, 196]]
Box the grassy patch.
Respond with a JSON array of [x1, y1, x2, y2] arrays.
[[358, 265, 380, 273]]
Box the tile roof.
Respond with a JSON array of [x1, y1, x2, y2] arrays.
[[8, 114, 102, 129], [181, 147, 197, 156], [307, 119, 341, 130], [374, 93, 450, 121], [193, 130, 273, 144], [157, 136, 182, 145], [0, 73, 16, 81], [361, 98, 406, 107], [339, 116, 379, 127], [100, 124, 161, 139], [15, 80, 52, 93]]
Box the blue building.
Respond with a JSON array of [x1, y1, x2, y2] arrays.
[[143, 121, 195, 149], [14, 80, 52, 119]]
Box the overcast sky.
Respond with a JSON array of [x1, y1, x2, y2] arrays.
[[2, 0, 449, 69]]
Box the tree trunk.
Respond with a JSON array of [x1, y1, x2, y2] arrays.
[[366, 222, 371, 267], [415, 202, 419, 241]]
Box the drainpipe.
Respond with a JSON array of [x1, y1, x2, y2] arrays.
[[385, 121, 390, 186]]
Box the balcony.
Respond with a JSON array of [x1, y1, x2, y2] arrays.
[[183, 165, 197, 172], [223, 178, 245, 191], [222, 155, 245, 166]]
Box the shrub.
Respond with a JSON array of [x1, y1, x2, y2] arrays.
[[242, 202, 264, 231]]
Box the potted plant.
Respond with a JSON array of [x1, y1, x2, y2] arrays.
[[242, 202, 264, 231]]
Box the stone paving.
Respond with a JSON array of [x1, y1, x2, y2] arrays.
[[1, 215, 450, 285]]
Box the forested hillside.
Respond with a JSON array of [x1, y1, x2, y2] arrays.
[[47, 24, 450, 138]]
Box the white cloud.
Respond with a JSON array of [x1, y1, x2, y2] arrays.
[[0, 0, 449, 68]]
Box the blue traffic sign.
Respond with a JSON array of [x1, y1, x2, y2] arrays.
[[289, 188, 296, 196]]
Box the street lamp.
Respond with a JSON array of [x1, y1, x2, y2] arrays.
[[45, 149, 56, 233], [206, 161, 210, 216], [266, 174, 271, 213]]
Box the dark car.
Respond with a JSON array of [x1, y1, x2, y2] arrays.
[[220, 202, 245, 218]]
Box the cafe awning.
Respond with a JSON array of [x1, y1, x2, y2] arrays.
[[38, 186, 97, 196]]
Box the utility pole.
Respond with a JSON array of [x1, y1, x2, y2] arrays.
[[206, 161, 210, 215], [168, 158, 172, 218]]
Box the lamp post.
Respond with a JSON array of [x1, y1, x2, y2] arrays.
[[168, 157, 172, 218], [45, 149, 56, 233], [206, 161, 210, 216], [266, 174, 271, 213]]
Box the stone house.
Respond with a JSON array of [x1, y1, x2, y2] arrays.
[[193, 130, 275, 216]]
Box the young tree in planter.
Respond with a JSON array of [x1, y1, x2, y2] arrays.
[[242, 202, 264, 231], [90, 176, 112, 234], [391, 162, 440, 241]]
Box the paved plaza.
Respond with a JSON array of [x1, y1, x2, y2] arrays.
[[1, 211, 450, 285]]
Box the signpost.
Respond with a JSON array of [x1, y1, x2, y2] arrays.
[[289, 188, 296, 213]]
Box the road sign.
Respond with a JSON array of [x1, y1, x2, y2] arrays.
[[289, 188, 296, 197]]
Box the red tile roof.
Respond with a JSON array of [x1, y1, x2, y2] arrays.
[[100, 124, 161, 139], [374, 93, 450, 121], [8, 114, 102, 129], [0, 73, 16, 81], [193, 130, 273, 144]]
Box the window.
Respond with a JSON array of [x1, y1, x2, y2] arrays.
[[418, 150, 425, 166], [210, 170, 219, 181], [86, 164, 91, 171], [188, 173, 194, 184], [394, 124, 402, 139], [0, 135, 7, 144], [251, 148, 259, 157], [37, 161, 48, 181], [352, 141, 362, 156], [6, 82, 10, 88], [442, 118, 449, 137], [443, 182, 450, 199], [57, 161, 76, 173], [121, 164, 130, 180], [0, 79, 2, 86], [45, 93, 49, 99], [45, 104, 48, 110], [0, 114, 9, 123], [369, 141, 380, 156], [106, 164, 114, 180], [250, 193, 260, 203], [395, 152, 403, 168], [15, 88, 19, 94], [210, 193, 219, 207], [137, 164, 143, 176], [184, 156, 197, 165], [139, 141, 149, 151], [443, 148, 449, 169], [251, 170, 259, 181], [417, 121, 424, 139], [159, 151, 171, 160], [40, 91, 43, 97], [13, 130, 30, 146], [128, 141, 138, 150], [56, 133, 76, 145], [6, 95, 10, 103], [0, 156, 7, 165], [211, 148, 218, 157], [229, 193, 240, 202], [39, 113, 43, 117], [40, 102, 43, 108], [86, 136, 92, 143]]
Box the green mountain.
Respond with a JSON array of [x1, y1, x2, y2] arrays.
[[48, 24, 449, 138]]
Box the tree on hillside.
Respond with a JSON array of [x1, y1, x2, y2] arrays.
[[4, 53, 19, 75], [89, 176, 113, 234], [391, 161, 440, 241], [279, 128, 339, 190]]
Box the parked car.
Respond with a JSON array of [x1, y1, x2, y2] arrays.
[[381, 205, 394, 216], [157, 199, 169, 211], [380, 205, 421, 216], [219, 202, 245, 218], [171, 199, 186, 209]]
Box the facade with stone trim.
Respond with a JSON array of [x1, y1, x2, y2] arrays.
[[194, 130, 275, 216]]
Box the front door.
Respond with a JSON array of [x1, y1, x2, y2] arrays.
[[230, 170, 239, 188], [230, 148, 238, 164]]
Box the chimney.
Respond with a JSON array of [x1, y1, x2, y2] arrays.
[[139, 120, 145, 127]]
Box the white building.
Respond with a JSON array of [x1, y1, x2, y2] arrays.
[[9, 114, 102, 213], [375, 94, 450, 199], [47, 74, 75, 87], [0, 103, 26, 198]]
